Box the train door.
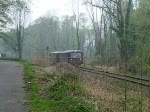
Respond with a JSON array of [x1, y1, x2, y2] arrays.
[[67, 53, 71, 63], [56, 54, 59, 63]]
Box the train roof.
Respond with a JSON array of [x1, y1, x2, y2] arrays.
[[51, 50, 83, 54]]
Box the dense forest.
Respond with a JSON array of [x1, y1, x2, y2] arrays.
[[0, 0, 150, 75], [0, 0, 150, 111]]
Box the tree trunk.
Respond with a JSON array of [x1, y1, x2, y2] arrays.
[[17, 10, 22, 60]]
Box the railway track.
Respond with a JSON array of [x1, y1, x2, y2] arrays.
[[79, 67, 150, 87]]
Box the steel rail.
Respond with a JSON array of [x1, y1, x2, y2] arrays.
[[79, 67, 150, 87]]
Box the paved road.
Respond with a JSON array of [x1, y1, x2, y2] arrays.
[[0, 61, 28, 112]]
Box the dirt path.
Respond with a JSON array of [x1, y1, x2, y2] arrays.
[[0, 61, 27, 112]]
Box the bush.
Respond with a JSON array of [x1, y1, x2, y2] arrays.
[[0, 57, 20, 61], [47, 73, 93, 112], [23, 63, 94, 112], [128, 57, 150, 75]]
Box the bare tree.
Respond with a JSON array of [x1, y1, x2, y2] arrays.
[[85, 0, 133, 64], [85, 0, 103, 56], [72, 0, 81, 50], [14, 0, 29, 60]]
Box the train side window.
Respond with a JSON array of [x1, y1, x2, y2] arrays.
[[67, 53, 70, 58], [71, 53, 81, 58]]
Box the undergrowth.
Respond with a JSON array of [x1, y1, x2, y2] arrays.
[[22, 62, 94, 112]]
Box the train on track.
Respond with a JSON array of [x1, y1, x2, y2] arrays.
[[50, 50, 84, 66]]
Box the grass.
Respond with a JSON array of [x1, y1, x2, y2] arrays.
[[22, 62, 94, 112], [22, 61, 149, 112], [81, 69, 150, 112]]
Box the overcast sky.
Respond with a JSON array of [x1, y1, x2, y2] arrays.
[[30, 0, 84, 21]]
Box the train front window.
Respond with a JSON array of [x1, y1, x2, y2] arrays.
[[71, 53, 81, 58]]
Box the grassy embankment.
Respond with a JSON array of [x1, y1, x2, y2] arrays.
[[80, 65, 150, 111], [22, 62, 94, 112]]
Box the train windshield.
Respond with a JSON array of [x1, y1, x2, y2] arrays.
[[71, 53, 81, 58]]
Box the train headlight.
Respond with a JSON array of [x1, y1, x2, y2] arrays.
[[71, 59, 73, 60], [80, 59, 82, 60]]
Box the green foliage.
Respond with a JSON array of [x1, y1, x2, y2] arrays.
[[45, 72, 56, 78], [48, 81, 84, 100], [0, 0, 12, 30], [23, 63, 37, 81], [59, 72, 80, 82], [23, 62, 94, 112], [47, 73, 93, 112], [0, 0, 27, 31], [126, 0, 150, 75], [0, 0, 29, 60], [29, 100, 58, 112], [57, 97, 92, 112], [40, 72, 56, 82], [2, 29, 18, 52], [95, 55, 102, 61], [0, 57, 19, 61], [127, 57, 140, 74]]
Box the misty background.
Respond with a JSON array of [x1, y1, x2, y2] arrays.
[[0, 0, 149, 75]]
